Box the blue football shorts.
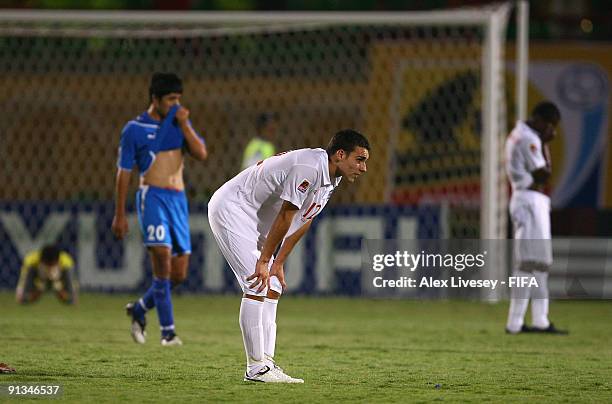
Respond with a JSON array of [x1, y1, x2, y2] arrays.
[[136, 185, 191, 255]]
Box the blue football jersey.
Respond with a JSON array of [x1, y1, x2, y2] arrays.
[[117, 105, 204, 173]]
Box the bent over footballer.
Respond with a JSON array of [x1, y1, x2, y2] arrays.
[[208, 130, 369, 382]]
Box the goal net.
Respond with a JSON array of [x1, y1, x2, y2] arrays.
[[0, 4, 514, 295]]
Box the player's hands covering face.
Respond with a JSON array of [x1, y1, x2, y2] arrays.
[[543, 144, 552, 169], [175, 106, 190, 125]]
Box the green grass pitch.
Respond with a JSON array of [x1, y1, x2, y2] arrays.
[[1, 293, 611, 402]]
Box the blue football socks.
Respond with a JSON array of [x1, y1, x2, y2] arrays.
[[152, 278, 175, 337], [133, 285, 156, 321]]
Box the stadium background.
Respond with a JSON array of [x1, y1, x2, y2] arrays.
[[0, 0, 610, 297]]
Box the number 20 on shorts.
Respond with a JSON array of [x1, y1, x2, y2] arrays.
[[147, 225, 166, 241]]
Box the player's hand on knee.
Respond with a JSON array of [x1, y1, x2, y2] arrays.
[[269, 262, 286, 291], [111, 215, 129, 239], [248, 259, 270, 293]]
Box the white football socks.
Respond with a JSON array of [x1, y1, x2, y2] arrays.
[[506, 269, 532, 333], [531, 271, 550, 329], [262, 298, 278, 364], [239, 298, 265, 376]]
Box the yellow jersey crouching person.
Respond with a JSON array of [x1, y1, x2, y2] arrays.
[[16, 244, 78, 305]]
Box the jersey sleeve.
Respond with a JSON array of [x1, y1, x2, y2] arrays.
[[522, 137, 547, 172], [117, 124, 136, 171], [16, 252, 38, 296], [17, 260, 32, 292], [279, 165, 319, 209], [59, 252, 75, 272]]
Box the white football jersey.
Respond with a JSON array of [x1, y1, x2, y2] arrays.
[[212, 148, 341, 247], [505, 121, 547, 192]]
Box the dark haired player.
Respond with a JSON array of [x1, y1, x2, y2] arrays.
[[112, 73, 207, 346], [209, 130, 370, 382], [505, 101, 567, 335]]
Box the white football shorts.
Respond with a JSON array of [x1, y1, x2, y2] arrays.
[[509, 190, 552, 267], [208, 193, 273, 297]]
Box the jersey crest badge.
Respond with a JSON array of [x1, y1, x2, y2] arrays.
[[298, 179, 310, 193], [529, 143, 537, 154]]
